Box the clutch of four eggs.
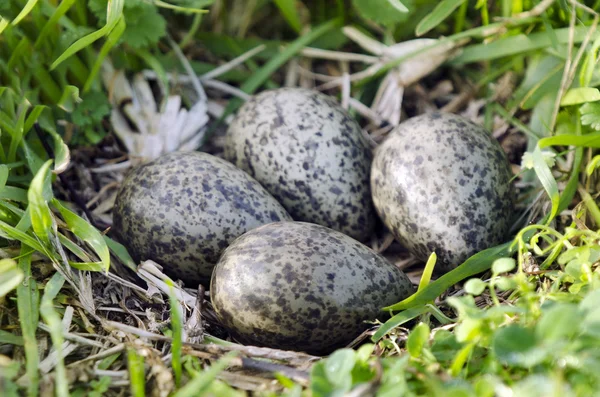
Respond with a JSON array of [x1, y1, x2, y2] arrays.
[[112, 88, 514, 354]]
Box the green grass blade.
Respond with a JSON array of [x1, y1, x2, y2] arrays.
[[0, 17, 8, 34], [274, 0, 303, 34], [168, 282, 183, 387], [383, 242, 514, 311], [0, 220, 49, 255], [8, 103, 27, 163], [0, 329, 24, 346], [34, 0, 77, 49], [172, 353, 237, 397], [11, 0, 40, 26], [127, 348, 146, 397], [538, 133, 600, 148], [84, 17, 125, 92], [217, 18, 340, 124], [240, 18, 340, 94], [153, 0, 209, 13], [67, 261, 106, 271], [46, 128, 70, 173], [0, 164, 8, 190], [530, 146, 559, 223], [28, 159, 54, 245], [50, 15, 119, 69], [0, 186, 28, 203], [57, 85, 81, 112], [40, 272, 68, 397], [132, 47, 169, 100], [52, 199, 110, 273], [16, 248, 39, 397], [0, 259, 24, 298], [418, 252, 437, 292], [371, 306, 429, 342], [451, 26, 599, 65], [103, 235, 137, 271], [23, 106, 47, 134], [560, 88, 600, 106], [415, 0, 466, 36]]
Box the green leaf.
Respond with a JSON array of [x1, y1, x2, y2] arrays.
[[40, 272, 68, 397], [536, 303, 580, 341], [274, 0, 303, 34], [538, 132, 600, 148], [104, 235, 137, 271], [0, 329, 24, 346], [0, 164, 8, 190], [407, 322, 430, 357], [580, 34, 600, 88], [384, 242, 513, 311], [492, 325, 539, 367], [84, 16, 126, 92], [325, 349, 355, 389], [0, 259, 24, 299], [418, 252, 436, 292], [560, 88, 600, 106], [580, 102, 600, 131], [415, 0, 466, 36], [168, 281, 183, 387], [372, 306, 429, 342], [11, 0, 40, 26], [121, 3, 166, 49], [492, 258, 516, 274], [51, 0, 124, 69], [71, 91, 111, 127], [0, 220, 49, 256], [28, 160, 55, 245], [464, 278, 487, 295], [0, 17, 8, 35], [16, 249, 39, 397], [172, 353, 237, 397], [46, 128, 71, 174], [352, 0, 412, 27], [52, 199, 110, 272], [528, 146, 559, 223], [153, 0, 210, 13], [451, 26, 599, 65], [241, 18, 340, 95], [127, 348, 146, 397], [57, 85, 81, 112], [34, 0, 77, 48], [132, 47, 169, 99]]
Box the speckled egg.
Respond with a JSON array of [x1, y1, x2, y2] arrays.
[[224, 88, 376, 242], [112, 151, 292, 285], [371, 112, 514, 273], [210, 221, 414, 355]]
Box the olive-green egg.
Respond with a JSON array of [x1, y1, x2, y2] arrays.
[[112, 151, 292, 285], [371, 112, 514, 273], [224, 88, 376, 242], [210, 221, 414, 355]]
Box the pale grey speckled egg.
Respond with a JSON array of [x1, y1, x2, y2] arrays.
[[210, 221, 414, 355], [224, 88, 376, 242], [371, 112, 514, 274], [112, 151, 292, 285]]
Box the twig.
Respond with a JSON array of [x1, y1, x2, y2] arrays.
[[200, 44, 266, 80], [301, 47, 378, 63]]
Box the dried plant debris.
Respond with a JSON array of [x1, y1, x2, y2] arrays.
[[3, 0, 600, 395]]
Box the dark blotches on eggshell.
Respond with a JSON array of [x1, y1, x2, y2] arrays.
[[224, 88, 376, 242], [210, 221, 414, 355], [371, 112, 514, 273], [112, 151, 292, 285]]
